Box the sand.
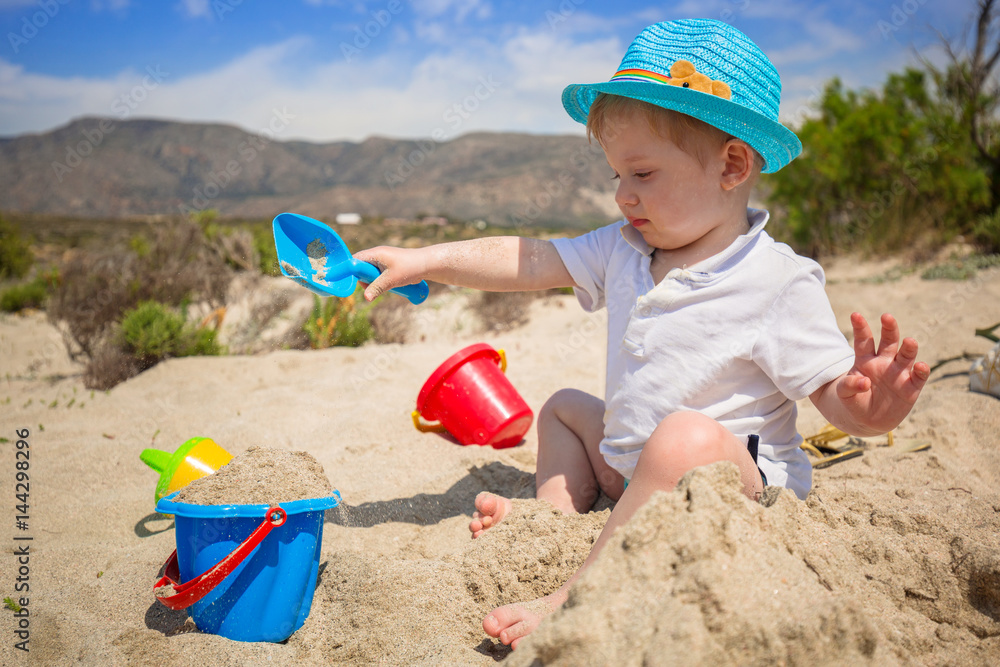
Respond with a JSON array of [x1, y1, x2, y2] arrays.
[[1, 253, 998, 665], [174, 447, 333, 505], [172, 446, 334, 506]]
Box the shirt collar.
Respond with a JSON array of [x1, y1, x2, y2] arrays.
[[619, 208, 770, 273]]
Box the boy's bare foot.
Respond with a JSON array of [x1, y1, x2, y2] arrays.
[[483, 590, 566, 649], [468, 492, 512, 538]]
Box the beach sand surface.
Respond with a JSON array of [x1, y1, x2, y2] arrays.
[[1, 256, 998, 665]]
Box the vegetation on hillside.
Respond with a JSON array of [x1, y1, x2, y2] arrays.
[[0, 216, 33, 280], [1, 209, 545, 389], [767, 0, 1000, 258], [5, 3, 1000, 389]]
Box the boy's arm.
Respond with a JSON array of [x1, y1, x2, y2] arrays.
[[809, 312, 930, 436], [353, 237, 575, 301]]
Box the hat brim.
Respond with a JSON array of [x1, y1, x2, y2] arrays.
[[562, 80, 802, 173]]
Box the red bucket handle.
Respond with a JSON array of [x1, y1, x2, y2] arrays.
[[153, 506, 287, 610]]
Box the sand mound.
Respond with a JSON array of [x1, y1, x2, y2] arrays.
[[461, 499, 610, 610], [508, 462, 1000, 666], [172, 446, 334, 505], [4, 261, 1000, 664], [281, 500, 606, 665]]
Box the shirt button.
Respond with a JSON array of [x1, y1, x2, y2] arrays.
[[639, 306, 652, 317]]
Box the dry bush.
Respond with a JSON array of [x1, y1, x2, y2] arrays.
[[211, 227, 259, 272], [84, 339, 143, 390], [47, 251, 140, 360], [472, 291, 533, 332], [138, 222, 232, 304], [47, 221, 235, 387], [219, 276, 295, 354]]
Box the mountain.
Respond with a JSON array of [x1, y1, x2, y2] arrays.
[[0, 117, 620, 228]]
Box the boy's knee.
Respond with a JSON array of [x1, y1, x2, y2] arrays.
[[647, 411, 731, 461], [540, 388, 591, 420]]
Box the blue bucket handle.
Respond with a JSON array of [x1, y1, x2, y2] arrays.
[[153, 506, 287, 610]]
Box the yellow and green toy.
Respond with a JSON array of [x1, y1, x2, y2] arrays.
[[140, 437, 233, 504]]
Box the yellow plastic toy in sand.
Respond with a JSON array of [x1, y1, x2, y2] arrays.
[[801, 424, 864, 469], [140, 437, 233, 503]]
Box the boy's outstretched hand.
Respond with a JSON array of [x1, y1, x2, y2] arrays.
[[813, 312, 930, 436]]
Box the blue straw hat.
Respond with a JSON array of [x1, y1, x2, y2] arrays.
[[562, 19, 801, 173]]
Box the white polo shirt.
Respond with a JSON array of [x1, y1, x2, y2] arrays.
[[551, 209, 854, 499]]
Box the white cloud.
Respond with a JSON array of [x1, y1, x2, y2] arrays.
[[410, 0, 491, 22], [0, 25, 624, 141], [178, 0, 211, 19], [0, 59, 145, 132], [413, 19, 449, 44], [11, 4, 959, 144]]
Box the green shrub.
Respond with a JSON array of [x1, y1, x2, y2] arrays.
[[0, 217, 32, 280], [120, 301, 185, 360], [1, 279, 47, 312], [47, 221, 232, 360], [0, 269, 60, 312], [83, 300, 224, 389], [972, 210, 1000, 253], [129, 234, 151, 258], [921, 254, 1000, 280], [303, 290, 374, 348], [252, 224, 281, 276], [767, 70, 991, 256], [119, 301, 223, 364]]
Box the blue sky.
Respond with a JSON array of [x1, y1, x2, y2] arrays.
[[0, 0, 980, 143]]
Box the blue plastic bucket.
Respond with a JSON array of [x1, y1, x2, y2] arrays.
[[156, 492, 341, 642]]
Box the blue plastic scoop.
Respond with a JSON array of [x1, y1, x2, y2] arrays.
[[272, 212, 428, 304]]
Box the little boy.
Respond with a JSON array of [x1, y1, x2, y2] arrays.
[[355, 18, 929, 649]]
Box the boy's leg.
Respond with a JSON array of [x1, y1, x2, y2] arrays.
[[482, 410, 761, 648], [630, 410, 764, 501], [535, 388, 622, 512], [470, 388, 619, 537]]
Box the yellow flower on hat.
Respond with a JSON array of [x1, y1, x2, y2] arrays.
[[666, 60, 731, 100]]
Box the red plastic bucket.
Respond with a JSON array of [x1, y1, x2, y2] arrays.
[[412, 343, 533, 449]]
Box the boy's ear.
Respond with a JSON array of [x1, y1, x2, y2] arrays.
[[719, 139, 754, 191]]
